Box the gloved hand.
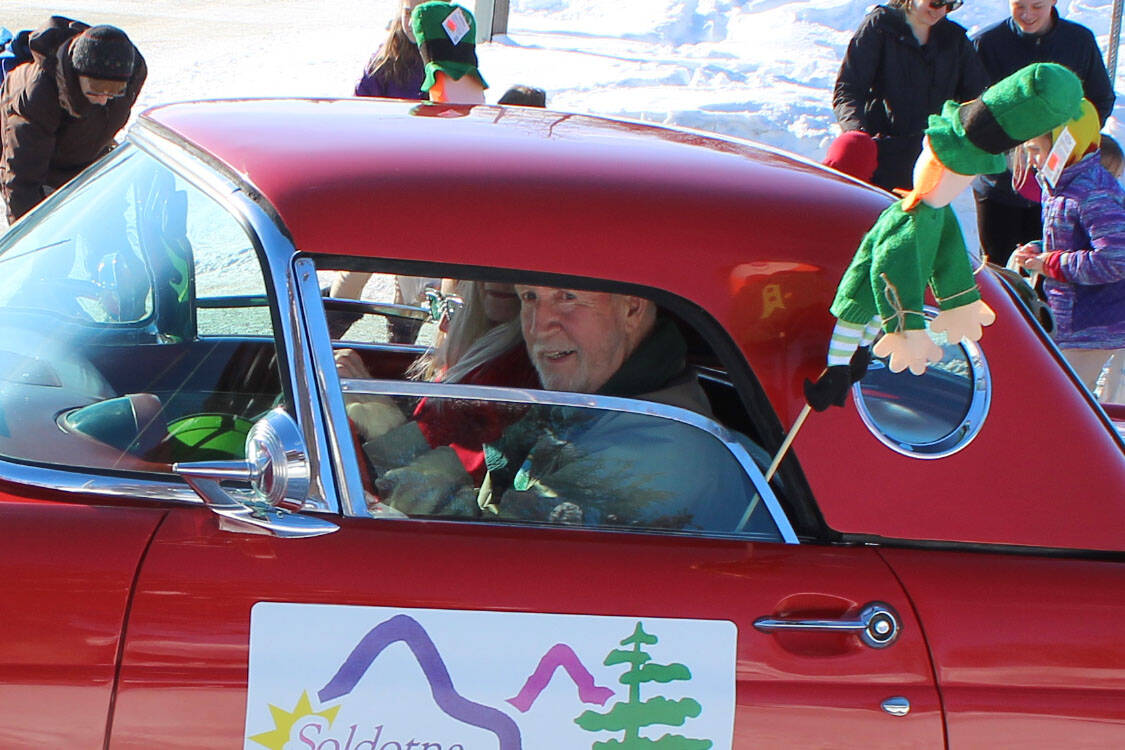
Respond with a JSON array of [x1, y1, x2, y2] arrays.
[[803, 346, 873, 411], [347, 396, 406, 441]]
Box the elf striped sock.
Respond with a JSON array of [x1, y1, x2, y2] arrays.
[[828, 316, 881, 367]]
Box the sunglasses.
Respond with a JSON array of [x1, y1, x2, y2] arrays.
[[78, 76, 129, 99], [929, 0, 963, 10]]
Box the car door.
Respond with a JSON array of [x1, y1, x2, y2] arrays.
[[0, 501, 163, 747], [109, 509, 947, 748], [102, 259, 948, 749], [881, 548, 1125, 747]]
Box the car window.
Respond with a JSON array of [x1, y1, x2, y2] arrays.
[[853, 321, 990, 458], [344, 387, 786, 541], [321, 271, 442, 348], [0, 145, 283, 473], [317, 265, 792, 540]]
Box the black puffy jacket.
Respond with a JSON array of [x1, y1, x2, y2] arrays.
[[833, 5, 988, 191]]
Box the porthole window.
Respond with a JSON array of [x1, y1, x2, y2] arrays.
[[852, 309, 991, 458]]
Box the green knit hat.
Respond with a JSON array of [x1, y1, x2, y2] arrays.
[[411, 2, 488, 92], [925, 62, 1084, 176]]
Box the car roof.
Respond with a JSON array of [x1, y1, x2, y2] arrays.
[[140, 98, 888, 279]]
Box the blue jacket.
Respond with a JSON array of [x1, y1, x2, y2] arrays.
[[972, 11, 1115, 206], [1041, 154, 1125, 349]]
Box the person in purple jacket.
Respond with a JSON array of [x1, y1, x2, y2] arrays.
[[1014, 100, 1125, 400], [355, 0, 446, 100]]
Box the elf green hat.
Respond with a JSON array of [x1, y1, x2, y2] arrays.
[[411, 2, 488, 92], [925, 62, 1084, 176]]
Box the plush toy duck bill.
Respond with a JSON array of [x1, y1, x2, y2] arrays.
[[804, 62, 1085, 412]]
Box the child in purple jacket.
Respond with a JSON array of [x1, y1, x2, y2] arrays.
[[1014, 100, 1125, 400], [354, 0, 438, 100]]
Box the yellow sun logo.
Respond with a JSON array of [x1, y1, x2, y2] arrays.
[[248, 690, 341, 749]]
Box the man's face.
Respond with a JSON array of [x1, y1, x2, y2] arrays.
[[78, 76, 127, 106], [516, 286, 637, 393], [1010, 0, 1056, 34]]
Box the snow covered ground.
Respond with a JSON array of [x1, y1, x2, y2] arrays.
[[4, 0, 1124, 243]]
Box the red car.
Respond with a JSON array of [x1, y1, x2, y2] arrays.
[[0, 98, 1122, 749]]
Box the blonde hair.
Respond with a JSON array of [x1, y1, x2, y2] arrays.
[[365, 1, 430, 87], [409, 281, 523, 383]]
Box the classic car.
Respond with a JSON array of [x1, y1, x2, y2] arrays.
[[0, 98, 1122, 749]]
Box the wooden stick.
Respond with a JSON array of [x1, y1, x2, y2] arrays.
[[765, 403, 812, 483]]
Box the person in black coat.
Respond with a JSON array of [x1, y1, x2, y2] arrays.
[[971, 1, 1116, 265], [834, 0, 989, 192], [0, 18, 146, 223]]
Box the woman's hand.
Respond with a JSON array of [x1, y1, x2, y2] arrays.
[[334, 348, 371, 379]]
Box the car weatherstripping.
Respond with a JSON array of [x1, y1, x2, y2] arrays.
[[0, 98, 1119, 748]]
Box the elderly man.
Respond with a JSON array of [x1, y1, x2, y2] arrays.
[[366, 284, 762, 532], [1, 18, 146, 223]]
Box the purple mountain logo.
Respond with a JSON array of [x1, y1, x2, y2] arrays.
[[506, 644, 615, 712], [317, 614, 523, 749]]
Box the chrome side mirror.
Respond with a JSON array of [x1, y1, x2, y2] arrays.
[[173, 408, 337, 538]]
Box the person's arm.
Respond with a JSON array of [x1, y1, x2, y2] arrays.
[[1048, 193, 1125, 285], [1076, 27, 1115, 125], [1, 76, 60, 221], [495, 416, 749, 531], [954, 33, 989, 102], [833, 18, 881, 133]]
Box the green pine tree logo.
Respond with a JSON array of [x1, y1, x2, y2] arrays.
[[575, 622, 712, 749]]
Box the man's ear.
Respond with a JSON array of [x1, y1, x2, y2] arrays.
[[621, 296, 655, 334]]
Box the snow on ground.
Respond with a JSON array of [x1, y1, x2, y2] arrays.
[[4, 0, 1124, 244]]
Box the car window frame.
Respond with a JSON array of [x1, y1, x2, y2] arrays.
[[304, 256, 828, 540]]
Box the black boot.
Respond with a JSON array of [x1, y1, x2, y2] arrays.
[[803, 365, 852, 411]]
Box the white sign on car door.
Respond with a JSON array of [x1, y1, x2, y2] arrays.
[[245, 602, 736, 750]]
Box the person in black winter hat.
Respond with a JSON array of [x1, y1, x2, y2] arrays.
[[0, 17, 146, 222], [70, 25, 136, 83]]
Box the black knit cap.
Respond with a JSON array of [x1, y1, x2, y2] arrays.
[[70, 25, 135, 81]]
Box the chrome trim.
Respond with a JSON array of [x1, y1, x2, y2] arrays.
[[323, 296, 430, 321], [0, 459, 202, 503], [881, 697, 911, 717], [339, 378, 799, 544], [852, 307, 992, 459], [175, 472, 339, 538], [197, 294, 270, 309], [295, 258, 368, 517], [753, 601, 901, 649]]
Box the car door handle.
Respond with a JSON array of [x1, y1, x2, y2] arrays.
[[753, 601, 900, 649]]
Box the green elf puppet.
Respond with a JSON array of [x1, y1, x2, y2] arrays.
[[804, 62, 1084, 411], [412, 1, 488, 104]]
